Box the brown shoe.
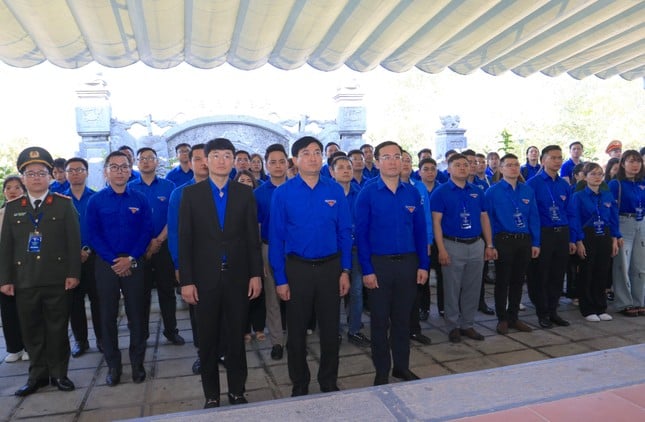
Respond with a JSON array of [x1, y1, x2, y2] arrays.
[[496, 321, 508, 335], [448, 328, 461, 343], [638, 307, 645, 316], [459, 328, 485, 341], [509, 320, 533, 332]]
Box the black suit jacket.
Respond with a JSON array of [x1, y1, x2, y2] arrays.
[[178, 179, 262, 291]]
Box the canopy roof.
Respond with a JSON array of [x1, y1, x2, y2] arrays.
[[1, 0, 643, 80]]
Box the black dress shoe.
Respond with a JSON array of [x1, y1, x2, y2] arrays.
[[164, 331, 186, 345], [478, 304, 495, 315], [132, 364, 146, 383], [410, 332, 432, 345], [218, 355, 226, 366], [228, 393, 248, 405], [460, 328, 485, 341], [392, 368, 420, 381], [15, 379, 49, 397], [549, 314, 570, 326], [270, 344, 284, 360], [50, 376, 75, 392], [418, 309, 429, 321], [71, 340, 89, 358], [448, 328, 461, 343], [106, 367, 122, 387], [204, 398, 220, 409], [291, 385, 309, 397], [538, 317, 553, 328], [320, 384, 340, 392], [374, 374, 389, 386], [96, 340, 104, 354], [192, 358, 201, 375]]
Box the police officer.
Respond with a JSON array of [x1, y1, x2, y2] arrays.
[[86, 151, 153, 387], [0, 147, 80, 396]]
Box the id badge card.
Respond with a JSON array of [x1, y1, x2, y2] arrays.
[[593, 218, 605, 235], [549, 204, 561, 222], [636, 207, 644, 221], [513, 210, 525, 228], [27, 232, 42, 253], [460, 210, 472, 230]]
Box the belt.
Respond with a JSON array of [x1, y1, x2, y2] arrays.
[[543, 226, 567, 232], [287, 252, 340, 265], [377, 253, 416, 261], [620, 213, 636, 218], [497, 232, 530, 240], [443, 236, 481, 245], [261, 239, 269, 245]]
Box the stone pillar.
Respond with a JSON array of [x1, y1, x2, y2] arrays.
[[76, 78, 112, 190], [435, 115, 467, 170], [334, 81, 366, 151]]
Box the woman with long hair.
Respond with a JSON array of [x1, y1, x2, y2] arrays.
[[520, 146, 541, 181], [608, 150, 645, 317], [250, 153, 268, 183]]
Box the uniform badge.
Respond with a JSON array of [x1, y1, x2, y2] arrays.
[[469, 193, 478, 198], [405, 206, 416, 213], [560, 195, 567, 201], [29, 150, 40, 158], [522, 199, 530, 204], [604, 202, 612, 208], [128, 207, 140, 214], [157, 196, 167, 202], [45, 195, 54, 205], [324, 200, 336, 207], [13, 212, 26, 217], [20, 198, 28, 207]]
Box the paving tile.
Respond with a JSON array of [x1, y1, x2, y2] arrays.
[[78, 406, 144, 422], [337, 354, 376, 377], [453, 406, 546, 422], [488, 349, 549, 367], [611, 384, 645, 408], [424, 342, 484, 362], [14, 413, 78, 422], [538, 342, 594, 358], [506, 329, 570, 348], [550, 322, 614, 341], [154, 357, 197, 379], [13, 388, 86, 418], [579, 336, 633, 351], [67, 351, 104, 370], [147, 398, 205, 416], [442, 356, 500, 374], [0, 361, 30, 378], [148, 375, 204, 403], [85, 383, 146, 409], [245, 367, 272, 390], [410, 363, 452, 379], [0, 395, 17, 420], [465, 334, 527, 355], [529, 391, 645, 421]]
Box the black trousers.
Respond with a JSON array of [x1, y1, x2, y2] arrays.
[[95, 257, 146, 369], [579, 228, 612, 316], [246, 289, 266, 333], [527, 227, 569, 318], [0, 292, 23, 353], [493, 234, 532, 322], [410, 254, 430, 334], [196, 271, 248, 399], [429, 242, 445, 313], [143, 241, 178, 337], [285, 255, 341, 392], [565, 253, 581, 299], [16, 285, 71, 380], [70, 255, 101, 345], [370, 254, 417, 376]]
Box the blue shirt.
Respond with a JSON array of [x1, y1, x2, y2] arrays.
[[521, 163, 541, 180], [49, 180, 70, 194], [569, 187, 621, 242], [63, 186, 96, 248], [128, 176, 176, 237], [473, 175, 491, 191], [526, 171, 574, 229], [128, 169, 141, 183], [436, 170, 449, 184], [167, 179, 196, 269], [485, 167, 495, 179], [209, 179, 228, 231], [320, 164, 332, 179], [363, 165, 379, 180], [166, 165, 194, 187], [86, 185, 153, 263], [608, 179, 645, 214], [560, 158, 578, 182], [268, 175, 352, 286], [254, 180, 281, 243], [343, 182, 361, 246], [414, 181, 437, 247], [355, 178, 429, 275], [484, 180, 540, 247], [430, 179, 487, 238]]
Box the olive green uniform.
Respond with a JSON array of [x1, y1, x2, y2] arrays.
[[0, 193, 80, 381]]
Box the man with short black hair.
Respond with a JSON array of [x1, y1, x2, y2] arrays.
[[166, 143, 193, 186], [361, 144, 379, 179], [50, 158, 70, 194], [348, 149, 369, 187], [411, 148, 432, 182], [486, 151, 500, 179], [320, 142, 340, 179], [117, 145, 141, 182], [560, 141, 583, 185]]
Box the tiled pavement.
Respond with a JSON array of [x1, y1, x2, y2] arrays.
[[1, 283, 645, 421]]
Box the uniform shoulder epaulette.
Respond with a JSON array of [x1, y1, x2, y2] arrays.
[[53, 192, 71, 200]]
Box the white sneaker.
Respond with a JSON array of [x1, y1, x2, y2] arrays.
[[4, 350, 24, 363], [585, 314, 601, 322], [21, 351, 29, 361], [598, 313, 613, 321], [519, 303, 526, 311]]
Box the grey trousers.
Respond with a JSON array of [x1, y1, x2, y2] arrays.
[[262, 243, 285, 346], [442, 238, 485, 331], [613, 216, 645, 310]]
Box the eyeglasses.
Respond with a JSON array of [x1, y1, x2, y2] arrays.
[[298, 150, 322, 158], [235, 157, 250, 163], [108, 164, 131, 173], [587, 171, 604, 177], [209, 153, 234, 161], [65, 168, 87, 174], [23, 171, 49, 178], [177, 149, 190, 154], [138, 156, 157, 162], [402, 158, 412, 164], [379, 154, 402, 162]]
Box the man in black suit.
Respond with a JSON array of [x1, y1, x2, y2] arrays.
[[179, 138, 263, 409]]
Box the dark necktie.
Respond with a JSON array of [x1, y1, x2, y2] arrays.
[[34, 199, 42, 212]]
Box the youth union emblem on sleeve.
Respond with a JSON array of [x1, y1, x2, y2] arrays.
[[405, 206, 416, 213], [324, 200, 336, 207], [128, 207, 140, 214]]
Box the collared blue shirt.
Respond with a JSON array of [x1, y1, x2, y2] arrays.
[[320, 164, 332, 179], [473, 175, 491, 191], [268, 174, 352, 286], [209, 179, 228, 230], [355, 177, 429, 275], [410, 170, 421, 181], [521, 163, 541, 180], [342, 182, 361, 246], [167, 179, 196, 269], [86, 185, 153, 263], [609, 179, 645, 213], [414, 181, 437, 247], [128, 176, 175, 237], [560, 158, 578, 181], [436, 170, 449, 184], [254, 180, 281, 242], [363, 165, 379, 179], [485, 180, 540, 247], [128, 169, 141, 183], [63, 186, 96, 247], [526, 171, 574, 229], [485, 167, 495, 179], [430, 179, 487, 238], [352, 175, 370, 189], [166, 165, 194, 187], [49, 180, 70, 194], [569, 186, 621, 242]]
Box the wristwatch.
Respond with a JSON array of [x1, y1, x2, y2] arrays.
[[81, 246, 92, 254], [129, 256, 138, 269], [342, 268, 351, 275]]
